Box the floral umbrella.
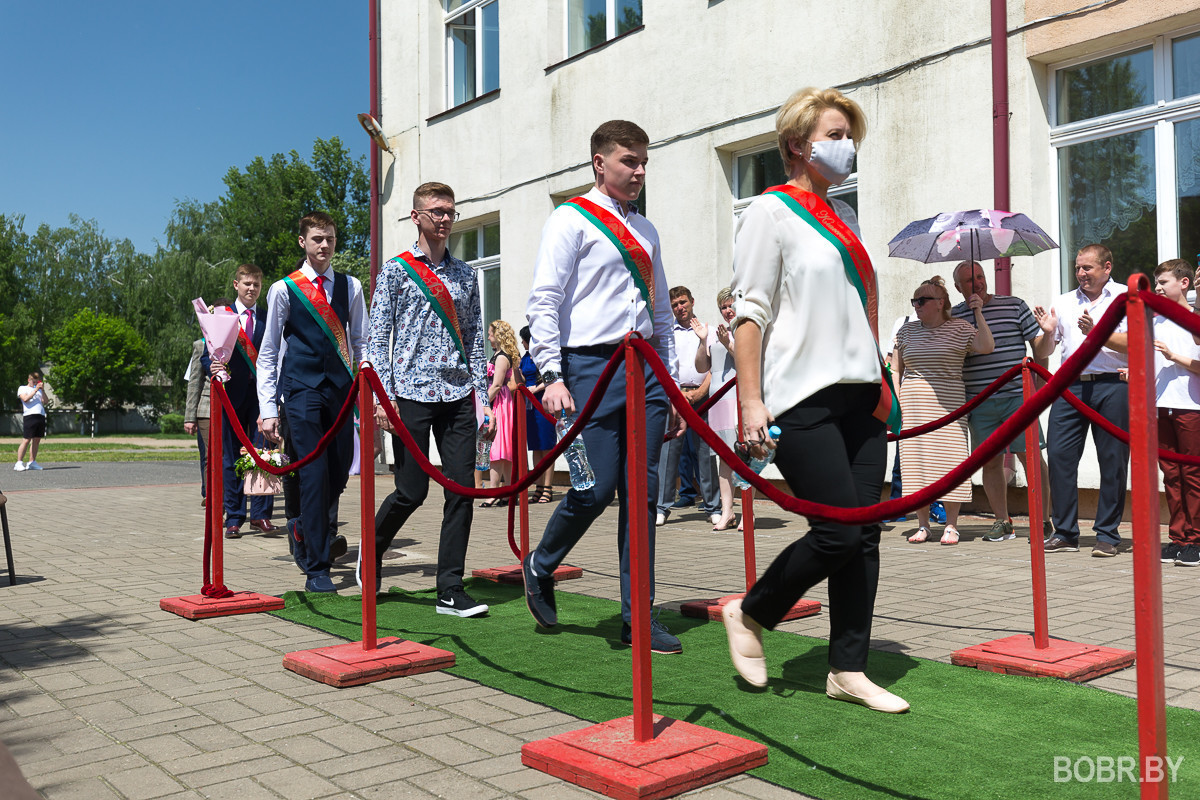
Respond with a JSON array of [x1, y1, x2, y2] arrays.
[[888, 209, 1058, 263]]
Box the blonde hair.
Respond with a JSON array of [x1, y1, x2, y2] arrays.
[[916, 276, 952, 321], [775, 87, 867, 173], [489, 320, 520, 366]]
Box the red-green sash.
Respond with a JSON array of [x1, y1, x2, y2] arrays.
[[283, 271, 354, 376], [226, 306, 258, 375], [564, 197, 655, 325], [395, 251, 470, 369], [762, 184, 902, 433]]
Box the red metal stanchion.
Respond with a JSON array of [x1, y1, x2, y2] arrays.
[[1023, 360, 1050, 650], [283, 370, 456, 688], [161, 379, 285, 619], [1127, 276, 1169, 796], [952, 350, 1135, 680], [522, 338, 768, 797]]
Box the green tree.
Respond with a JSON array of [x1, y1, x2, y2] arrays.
[[219, 137, 369, 280], [0, 213, 29, 316], [47, 309, 150, 412], [0, 306, 41, 411]]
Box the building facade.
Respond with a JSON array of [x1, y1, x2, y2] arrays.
[[376, 0, 1200, 491]]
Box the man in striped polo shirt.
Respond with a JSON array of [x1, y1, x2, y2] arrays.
[[951, 261, 1054, 541]]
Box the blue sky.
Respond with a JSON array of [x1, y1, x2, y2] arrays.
[[1, 2, 370, 253]]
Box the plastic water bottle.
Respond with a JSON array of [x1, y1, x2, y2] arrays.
[[475, 416, 492, 471], [557, 411, 595, 490], [733, 425, 781, 490]]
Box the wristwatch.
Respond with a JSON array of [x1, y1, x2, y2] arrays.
[[540, 370, 562, 386]]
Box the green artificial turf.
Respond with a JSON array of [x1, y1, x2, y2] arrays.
[[273, 580, 1198, 799]]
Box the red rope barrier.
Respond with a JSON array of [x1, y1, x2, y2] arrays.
[[211, 377, 360, 475], [628, 289, 1128, 523], [1026, 362, 1200, 466]]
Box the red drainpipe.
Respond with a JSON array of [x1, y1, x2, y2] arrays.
[[992, 0, 1012, 295], [369, 0, 381, 299]]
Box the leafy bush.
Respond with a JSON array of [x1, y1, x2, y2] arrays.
[[159, 413, 185, 434], [47, 309, 150, 411]]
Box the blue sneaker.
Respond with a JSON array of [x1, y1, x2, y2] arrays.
[[930, 502, 947, 525], [304, 574, 337, 593]]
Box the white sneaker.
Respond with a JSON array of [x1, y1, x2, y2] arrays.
[[13, 461, 25, 471], [655, 512, 666, 526], [26, 461, 42, 470]]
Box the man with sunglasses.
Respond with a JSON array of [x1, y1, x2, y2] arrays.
[[365, 182, 493, 617]]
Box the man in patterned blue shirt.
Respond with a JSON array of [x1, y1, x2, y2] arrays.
[[365, 181, 494, 617]]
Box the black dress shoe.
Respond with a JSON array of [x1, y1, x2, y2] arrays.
[[330, 535, 348, 561]]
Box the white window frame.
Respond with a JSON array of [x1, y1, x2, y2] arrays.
[[564, 0, 641, 58], [1048, 25, 1200, 287], [731, 143, 857, 219], [444, 0, 498, 109]]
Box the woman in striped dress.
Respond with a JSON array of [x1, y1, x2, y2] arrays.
[[893, 276, 993, 544]]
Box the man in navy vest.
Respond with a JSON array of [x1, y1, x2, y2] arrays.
[[202, 264, 275, 538], [258, 212, 368, 593]]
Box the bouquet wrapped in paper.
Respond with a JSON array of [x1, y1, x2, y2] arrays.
[[192, 297, 240, 383], [235, 448, 292, 496]]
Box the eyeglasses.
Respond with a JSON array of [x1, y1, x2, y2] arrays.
[[910, 296, 939, 307], [414, 208, 460, 222]]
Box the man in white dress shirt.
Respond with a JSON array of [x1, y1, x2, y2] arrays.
[[523, 120, 684, 654], [1033, 244, 1128, 558], [258, 211, 368, 592], [656, 286, 719, 525]]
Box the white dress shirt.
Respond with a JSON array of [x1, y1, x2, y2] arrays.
[[732, 194, 880, 418], [1050, 279, 1128, 376], [257, 261, 368, 419], [526, 187, 677, 380], [1154, 315, 1200, 410]]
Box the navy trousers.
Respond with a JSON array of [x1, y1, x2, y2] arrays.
[[221, 397, 274, 527], [531, 348, 670, 623], [374, 395, 476, 593], [284, 382, 354, 579], [1047, 378, 1129, 546]]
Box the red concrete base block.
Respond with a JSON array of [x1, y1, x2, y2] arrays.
[[160, 592, 284, 620], [472, 564, 583, 584], [951, 634, 1135, 681], [283, 637, 455, 688], [680, 593, 820, 622], [523, 714, 767, 800]]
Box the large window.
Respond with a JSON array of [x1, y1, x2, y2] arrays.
[[445, 0, 499, 108], [732, 145, 858, 220], [566, 0, 642, 58], [449, 221, 501, 357], [1052, 29, 1200, 286]]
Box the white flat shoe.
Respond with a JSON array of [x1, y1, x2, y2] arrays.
[[721, 598, 767, 687], [826, 672, 910, 713]]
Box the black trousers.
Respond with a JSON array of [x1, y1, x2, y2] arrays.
[[374, 395, 476, 593], [741, 382, 887, 672], [1047, 378, 1129, 545]]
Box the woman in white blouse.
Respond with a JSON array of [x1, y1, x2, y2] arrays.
[[722, 87, 909, 713]]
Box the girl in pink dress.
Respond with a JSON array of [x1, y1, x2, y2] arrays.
[[481, 321, 521, 507]]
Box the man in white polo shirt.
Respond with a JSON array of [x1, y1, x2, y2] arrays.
[[15, 372, 47, 471], [1033, 244, 1128, 558]]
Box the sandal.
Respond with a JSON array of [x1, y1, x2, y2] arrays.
[[907, 527, 930, 544], [712, 515, 738, 532], [479, 497, 507, 508], [534, 486, 555, 504], [940, 525, 960, 546]]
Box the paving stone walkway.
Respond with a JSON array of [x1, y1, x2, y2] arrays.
[[1, 464, 1195, 799]]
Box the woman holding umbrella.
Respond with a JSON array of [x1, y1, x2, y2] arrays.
[[893, 277, 993, 544], [723, 86, 909, 712]]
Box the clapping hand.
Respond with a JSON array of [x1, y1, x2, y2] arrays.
[[1033, 305, 1057, 335], [715, 323, 732, 351], [1155, 339, 1176, 362], [690, 317, 708, 341], [1077, 309, 1094, 335]]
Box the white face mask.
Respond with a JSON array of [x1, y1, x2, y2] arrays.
[[807, 138, 856, 186]]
